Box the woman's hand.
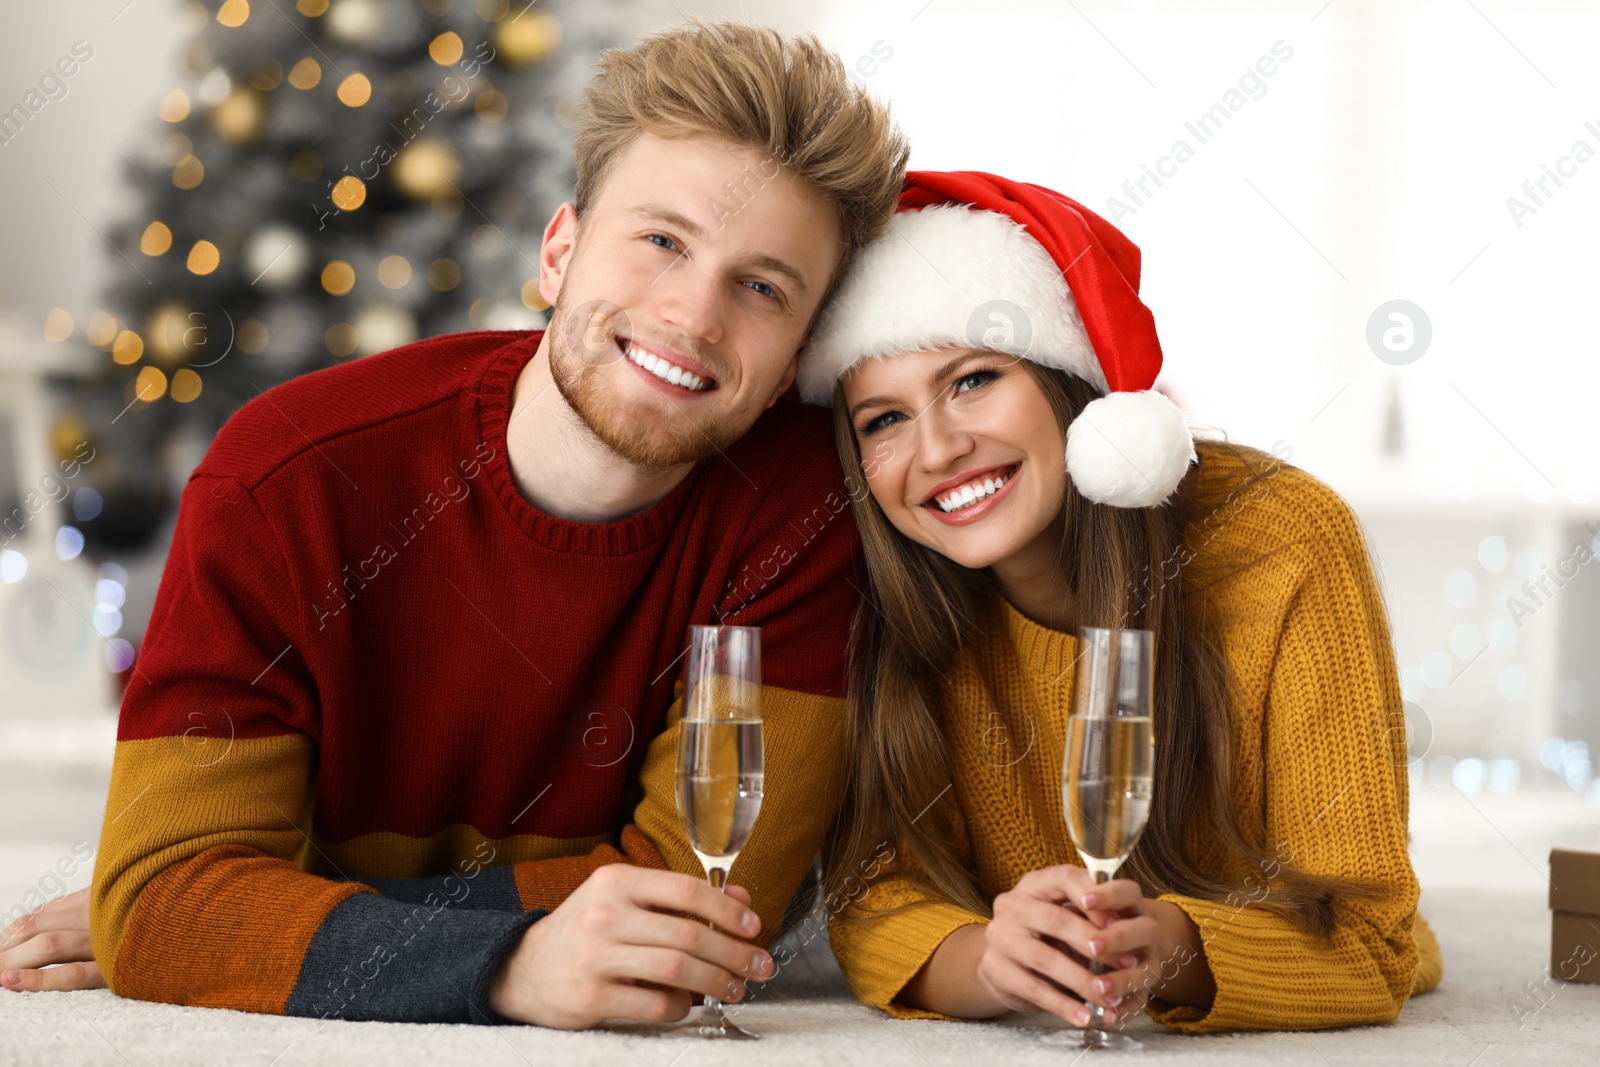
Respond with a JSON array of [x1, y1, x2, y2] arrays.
[[975, 864, 1208, 1026], [1, 888, 106, 992]]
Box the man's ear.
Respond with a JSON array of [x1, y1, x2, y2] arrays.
[[539, 202, 579, 308], [765, 351, 800, 409]]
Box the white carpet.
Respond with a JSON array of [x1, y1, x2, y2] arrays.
[[4, 757, 1599, 1066]]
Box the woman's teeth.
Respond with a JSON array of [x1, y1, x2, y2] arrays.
[[624, 341, 711, 391], [935, 467, 1013, 513]]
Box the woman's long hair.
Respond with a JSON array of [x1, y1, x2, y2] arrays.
[[823, 362, 1381, 939]]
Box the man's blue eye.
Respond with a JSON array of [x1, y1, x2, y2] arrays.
[[647, 234, 677, 250], [746, 280, 778, 299]]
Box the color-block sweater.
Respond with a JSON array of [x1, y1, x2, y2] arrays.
[[90, 330, 861, 1024], [827, 442, 1444, 1032]]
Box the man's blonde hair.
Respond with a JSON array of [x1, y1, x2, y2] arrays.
[[575, 20, 910, 308]]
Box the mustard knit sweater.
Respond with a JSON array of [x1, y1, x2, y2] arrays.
[[827, 443, 1444, 1032]]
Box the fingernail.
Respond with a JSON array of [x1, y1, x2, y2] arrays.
[[1110, 994, 1125, 1008], [1076, 1006, 1091, 1025], [1, 971, 17, 987], [1088, 938, 1105, 955], [1084, 893, 1100, 909], [741, 910, 759, 934], [1095, 977, 1111, 996], [753, 952, 773, 978], [1120, 953, 1138, 969]]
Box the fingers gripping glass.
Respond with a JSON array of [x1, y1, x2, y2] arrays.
[[1042, 626, 1155, 1052], [670, 625, 766, 1040]]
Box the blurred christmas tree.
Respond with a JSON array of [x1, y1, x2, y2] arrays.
[[58, 0, 628, 555]]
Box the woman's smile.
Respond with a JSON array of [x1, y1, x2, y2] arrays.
[[920, 462, 1022, 526]]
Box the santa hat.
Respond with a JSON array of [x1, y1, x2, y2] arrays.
[[800, 170, 1195, 509]]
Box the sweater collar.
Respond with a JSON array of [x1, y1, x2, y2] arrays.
[[475, 331, 700, 555]]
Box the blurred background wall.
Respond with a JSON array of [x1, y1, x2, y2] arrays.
[[0, 0, 1595, 810]]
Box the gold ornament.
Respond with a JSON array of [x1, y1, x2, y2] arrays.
[[171, 368, 204, 403], [495, 12, 560, 66], [52, 415, 90, 459], [321, 260, 356, 296], [134, 366, 168, 403], [336, 72, 372, 107], [330, 175, 367, 211], [393, 139, 459, 200], [146, 300, 194, 363], [213, 87, 265, 143], [140, 221, 173, 255], [216, 0, 250, 28], [186, 240, 220, 275], [112, 330, 144, 365], [43, 308, 73, 342], [158, 89, 191, 122], [173, 155, 205, 190]]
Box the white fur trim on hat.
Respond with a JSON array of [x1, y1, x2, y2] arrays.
[[1065, 390, 1196, 508], [798, 204, 1106, 405]]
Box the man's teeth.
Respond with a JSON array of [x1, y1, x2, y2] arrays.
[[936, 469, 1012, 513], [623, 341, 711, 391]]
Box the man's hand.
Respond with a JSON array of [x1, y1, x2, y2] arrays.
[[489, 864, 775, 1028], [1, 888, 106, 992]]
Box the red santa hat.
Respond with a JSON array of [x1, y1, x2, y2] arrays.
[[800, 170, 1195, 509]]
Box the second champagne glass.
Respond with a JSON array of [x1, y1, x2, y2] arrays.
[[672, 624, 766, 1040], [1045, 625, 1155, 1052]]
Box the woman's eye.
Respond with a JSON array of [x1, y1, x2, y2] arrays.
[[955, 370, 998, 394], [646, 233, 678, 251], [860, 412, 902, 435]]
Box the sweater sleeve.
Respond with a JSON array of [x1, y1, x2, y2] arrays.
[[1147, 484, 1422, 1033], [825, 795, 990, 1019], [92, 473, 545, 1023]]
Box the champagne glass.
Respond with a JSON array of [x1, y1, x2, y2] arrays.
[[671, 624, 766, 1040], [1044, 626, 1155, 1051]]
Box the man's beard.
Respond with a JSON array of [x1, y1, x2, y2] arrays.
[[546, 287, 746, 470]]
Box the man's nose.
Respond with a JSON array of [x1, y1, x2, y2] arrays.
[[655, 265, 726, 346]]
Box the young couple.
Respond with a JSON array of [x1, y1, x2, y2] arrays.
[[0, 19, 1439, 1033]]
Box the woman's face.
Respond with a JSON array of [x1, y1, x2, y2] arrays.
[[842, 347, 1068, 571]]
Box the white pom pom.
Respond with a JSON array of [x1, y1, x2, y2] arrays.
[[1065, 390, 1195, 508]]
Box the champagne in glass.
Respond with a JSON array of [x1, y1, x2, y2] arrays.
[[678, 716, 764, 875], [672, 624, 765, 1040], [1049, 626, 1155, 1052]]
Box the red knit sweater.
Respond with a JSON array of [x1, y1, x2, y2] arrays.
[[90, 330, 862, 1023]]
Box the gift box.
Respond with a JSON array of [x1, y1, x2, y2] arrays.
[[1549, 848, 1600, 983]]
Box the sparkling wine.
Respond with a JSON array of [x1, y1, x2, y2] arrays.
[[676, 718, 764, 863], [1063, 715, 1153, 867]]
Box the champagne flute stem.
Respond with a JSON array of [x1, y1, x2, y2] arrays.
[[705, 864, 733, 1026], [1084, 868, 1114, 1034]]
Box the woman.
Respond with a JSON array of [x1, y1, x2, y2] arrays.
[[802, 171, 1443, 1032]]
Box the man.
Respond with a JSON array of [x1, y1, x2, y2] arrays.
[[0, 20, 908, 1028]]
